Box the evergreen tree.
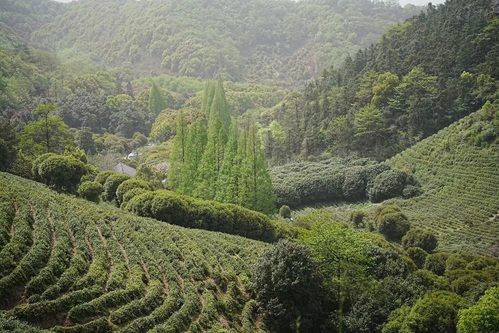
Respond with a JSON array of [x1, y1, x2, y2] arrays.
[[179, 119, 207, 196], [238, 121, 275, 214], [195, 114, 227, 200], [215, 121, 240, 204], [194, 80, 231, 200], [148, 81, 167, 116], [211, 79, 231, 134], [168, 111, 188, 190], [202, 80, 216, 119]]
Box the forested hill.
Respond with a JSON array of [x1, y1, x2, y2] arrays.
[[260, 0, 499, 164], [20, 0, 419, 84]]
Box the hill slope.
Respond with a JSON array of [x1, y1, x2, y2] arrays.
[[0, 172, 268, 332], [386, 110, 499, 256], [27, 0, 417, 83]]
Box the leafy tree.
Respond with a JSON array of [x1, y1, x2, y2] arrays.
[[354, 104, 388, 157], [252, 239, 325, 333], [457, 286, 499, 333], [302, 222, 373, 333], [0, 117, 18, 171], [19, 103, 72, 156]]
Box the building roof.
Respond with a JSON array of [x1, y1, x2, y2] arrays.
[[114, 162, 136, 177]]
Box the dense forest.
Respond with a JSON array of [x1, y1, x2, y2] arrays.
[[0, 0, 498, 332]]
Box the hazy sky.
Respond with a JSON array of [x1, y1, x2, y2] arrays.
[[54, 0, 447, 5], [399, 0, 445, 5]]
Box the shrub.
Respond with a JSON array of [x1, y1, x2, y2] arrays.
[[37, 155, 88, 193], [350, 210, 365, 228], [103, 174, 130, 203], [279, 205, 291, 218], [125, 190, 283, 242], [368, 169, 407, 202], [424, 252, 451, 276], [273, 183, 301, 207], [401, 228, 438, 253], [95, 170, 117, 185], [121, 188, 150, 209], [384, 291, 469, 333], [32, 153, 57, 181], [376, 212, 410, 242], [405, 247, 429, 269], [402, 185, 421, 199], [78, 181, 103, 203], [115, 179, 154, 207], [342, 168, 367, 201]]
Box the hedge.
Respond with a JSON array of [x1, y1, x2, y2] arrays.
[[125, 190, 288, 242]]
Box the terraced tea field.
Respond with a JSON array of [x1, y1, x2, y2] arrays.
[[0, 173, 268, 332], [386, 113, 499, 256]]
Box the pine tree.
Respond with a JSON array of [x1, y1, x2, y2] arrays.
[[149, 81, 167, 116], [168, 111, 188, 190], [179, 119, 207, 195]]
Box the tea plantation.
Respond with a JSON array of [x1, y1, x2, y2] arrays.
[[386, 111, 499, 256], [0, 172, 269, 332]]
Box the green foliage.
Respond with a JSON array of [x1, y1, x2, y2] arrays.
[[27, 0, 416, 84], [0, 171, 267, 332], [405, 247, 429, 269], [386, 111, 499, 256], [252, 239, 325, 333], [279, 205, 291, 219], [302, 222, 374, 332], [368, 169, 410, 203], [94, 170, 116, 185], [0, 117, 18, 171], [425, 252, 451, 276], [77, 181, 103, 203], [36, 154, 89, 192], [375, 206, 411, 242], [126, 190, 284, 243], [383, 291, 469, 333], [402, 228, 438, 253], [148, 81, 167, 115], [115, 179, 153, 207], [19, 105, 72, 156], [271, 158, 398, 207], [350, 210, 366, 228], [103, 173, 130, 203], [457, 286, 499, 333]]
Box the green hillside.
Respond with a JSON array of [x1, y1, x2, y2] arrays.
[[0, 172, 268, 332], [25, 0, 417, 83], [386, 110, 499, 256]]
